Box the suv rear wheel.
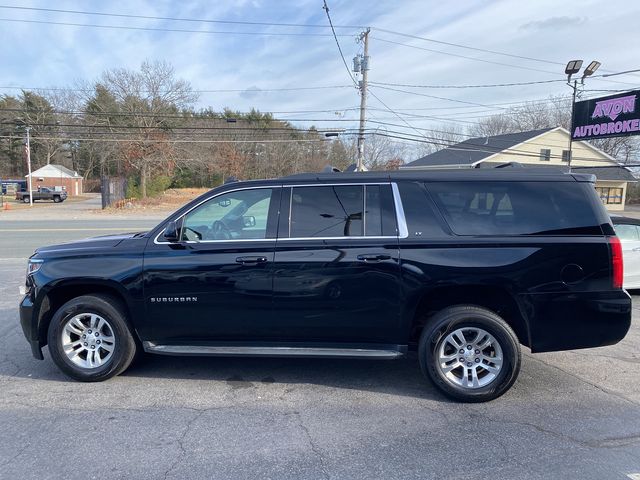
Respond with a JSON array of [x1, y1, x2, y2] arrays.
[[47, 294, 137, 382], [418, 305, 521, 402]]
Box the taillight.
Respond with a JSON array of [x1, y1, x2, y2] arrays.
[[609, 236, 624, 289]]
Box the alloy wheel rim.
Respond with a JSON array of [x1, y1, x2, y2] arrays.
[[436, 327, 503, 389], [60, 313, 116, 369]]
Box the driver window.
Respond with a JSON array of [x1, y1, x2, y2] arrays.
[[181, 188, 273, 242]]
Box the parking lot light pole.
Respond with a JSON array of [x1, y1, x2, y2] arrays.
[[565, 60, 600, 172]]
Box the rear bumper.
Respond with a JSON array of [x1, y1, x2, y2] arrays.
[[522, 290, 632, 353], [19, 294, 44, 360]]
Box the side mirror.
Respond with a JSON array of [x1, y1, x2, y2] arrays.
[[163, 221, 180, 242], [243, 215, 256, 228]]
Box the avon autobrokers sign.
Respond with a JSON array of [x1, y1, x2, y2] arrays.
[[572, 90, 639, 141]]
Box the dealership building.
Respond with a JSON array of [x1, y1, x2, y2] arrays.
[[403, 126, 636, 211]]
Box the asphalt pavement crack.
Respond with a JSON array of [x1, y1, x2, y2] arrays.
[[470, 409, 640, 451], [162, 409, 206, 480], [292, 410, 330, 480]]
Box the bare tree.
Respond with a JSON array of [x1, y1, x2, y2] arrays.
[[86, 60, 198, 197], [415, 124, 465, 157]]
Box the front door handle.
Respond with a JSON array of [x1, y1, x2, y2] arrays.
[[236, 256, 268, 264], [357, 254, 392, 262]]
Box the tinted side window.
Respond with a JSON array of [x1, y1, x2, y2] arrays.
[[396, 182, 448, 238], [365, 185, 397, 236], [182, 188, 274, 241], [426, 181, 602, 236], [290, 186, 363, 237]]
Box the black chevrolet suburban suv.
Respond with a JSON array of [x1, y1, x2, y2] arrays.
[[19, 169, 631, 402]]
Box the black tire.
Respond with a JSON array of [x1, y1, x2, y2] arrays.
[[22, 196, 30, 203], [418, 305, 521, 403], [53, 195, 61, 203], [47, 294, 137, 382]]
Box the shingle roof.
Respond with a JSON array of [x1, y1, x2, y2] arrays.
[[571, 166, 637, 182], [51, 164, 80, 177], [479, 162, 635, 181], [406, 128, 555, 167]]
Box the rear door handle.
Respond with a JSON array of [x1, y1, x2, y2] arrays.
[[357, 254, 392, 262], [236, 256, 268, 264]]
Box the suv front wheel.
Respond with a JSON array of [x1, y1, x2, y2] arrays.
[[419, 305, 521, 402], [47, 294, 137, 382]]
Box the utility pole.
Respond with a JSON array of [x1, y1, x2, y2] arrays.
[[356, 28, 370, 172], [25, 126, 33, 207]]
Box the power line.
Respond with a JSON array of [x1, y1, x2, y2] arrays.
[[369, 79, 567, 89], [372, 37, 638, 87], [0, 134, 336, 144], [0, 17, 354, 37], [322, 1, 358, 87], [370, 84, 509, 110], [0, 5, 365, 29], [321, 2, 429, 147], [0, 84, 354, 94], [369, 130, 621, 164], [373, 27, 640, 81], [371, 37, 564, 76], [372, 27, 564, 66]]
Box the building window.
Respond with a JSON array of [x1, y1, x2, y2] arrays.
[[562, 150, 571, 162], [595, 187, 623, 205], [539, 148, 551, 161]]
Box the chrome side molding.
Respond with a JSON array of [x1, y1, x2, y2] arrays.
[[143, 342, 404, 359]]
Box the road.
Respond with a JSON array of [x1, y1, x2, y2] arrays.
[[0, 215, 639, 479]]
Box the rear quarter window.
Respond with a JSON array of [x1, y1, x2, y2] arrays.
[[425, 181, 602, 236]]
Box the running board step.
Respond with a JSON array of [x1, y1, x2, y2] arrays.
[[143, 342, 405, 359]]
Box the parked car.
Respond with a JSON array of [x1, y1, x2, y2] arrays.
[[16, 187, 67, 203], [611, 215, 640, 289], [19, 169, 631, 402]]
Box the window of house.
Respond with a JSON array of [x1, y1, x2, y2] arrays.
[[595, 187, 623, 205], [540, 149, 551, 161], [562, 150, 571, 162]]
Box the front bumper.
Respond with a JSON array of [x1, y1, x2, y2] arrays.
[[19, 294, 44, 360]]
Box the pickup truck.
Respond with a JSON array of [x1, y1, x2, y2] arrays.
[[16, 187, 67, 203]]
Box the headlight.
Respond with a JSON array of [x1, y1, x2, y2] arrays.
[[27, 258, 43, 276]]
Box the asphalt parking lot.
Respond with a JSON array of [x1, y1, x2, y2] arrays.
[[1, 210, 639, 479]]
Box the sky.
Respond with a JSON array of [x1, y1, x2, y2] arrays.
[[0, 0, 639, 147]]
